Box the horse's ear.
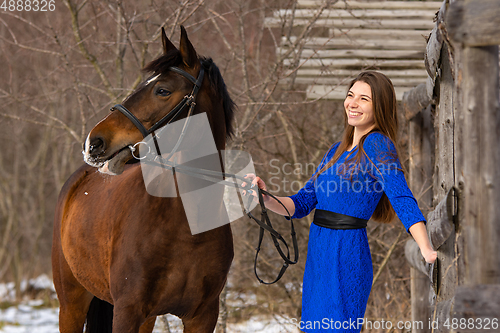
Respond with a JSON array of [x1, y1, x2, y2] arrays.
[[162, 27, 177, 54], [179, 26, 198, 69]]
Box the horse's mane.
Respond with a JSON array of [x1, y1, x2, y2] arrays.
[[143, 51, 236, 139]]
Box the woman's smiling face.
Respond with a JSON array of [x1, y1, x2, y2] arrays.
[[344, 81, 376, 134]]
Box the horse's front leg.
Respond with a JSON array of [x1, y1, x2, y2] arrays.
[[181, 298, 220, 333], [111, 302, 150, 333], [57, 286, 94, 333], [53, 225, 94, 333]]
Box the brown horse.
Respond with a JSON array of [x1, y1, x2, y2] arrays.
[[52, 26, 235, 333]]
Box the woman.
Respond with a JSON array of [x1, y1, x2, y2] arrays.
[[243, 71, 437, 332]]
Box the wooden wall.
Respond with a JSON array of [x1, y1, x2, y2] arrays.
[[404, 0, 500, 331]]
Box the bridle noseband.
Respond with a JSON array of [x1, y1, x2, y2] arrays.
[[110, 64, 298, 284]]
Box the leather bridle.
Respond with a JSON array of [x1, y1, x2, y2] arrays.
[[111, 66, 204, 139], [113, 65, 298, 284]]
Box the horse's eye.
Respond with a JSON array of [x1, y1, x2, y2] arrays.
[[155, 88, 171, 97]]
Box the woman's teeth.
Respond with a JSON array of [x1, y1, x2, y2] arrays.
[[349, 111, 362, 117]]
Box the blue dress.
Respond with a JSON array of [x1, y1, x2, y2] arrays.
[[289, 132, 425, 332]]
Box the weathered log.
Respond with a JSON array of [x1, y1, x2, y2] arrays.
[[424, 0, 447, 80], [283, 58, 426, 68], [427, 188, 455, 250], [453, 284, 500, 332], [264, 17, 437, 30], [402, 82, 433, 120], [405, 239, 433, 278], [330, 28, 438, 39], [424, 27, 442, 80], [430, 297, 454, 333], [306, 84, 409, 101], [282, 36, 427, 49], [446, 0, 500, 47], [285, 68, 427, 77], [280, 48, 425, 60], [288, 75, 424, 86], [297, 0, 442, 10], [275, 8, 437, 20], [403, 0, 447, 120]]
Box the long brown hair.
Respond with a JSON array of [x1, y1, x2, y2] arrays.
[[314, 71, 401, 223]]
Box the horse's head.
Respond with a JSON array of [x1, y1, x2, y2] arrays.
[[83, 26, 235, 175]]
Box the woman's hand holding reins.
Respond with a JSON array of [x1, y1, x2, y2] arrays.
[[241, 173, 270, 203], [241, 174, 296, 217]]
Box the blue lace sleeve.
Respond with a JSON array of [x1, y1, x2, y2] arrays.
[[288, 143, 340, 219], [364, 133, 426, 232]]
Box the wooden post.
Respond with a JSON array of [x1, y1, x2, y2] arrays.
[[453, 43, 500, 285], [447, 0, 500, 284], [446, 0, 500, 47], [431, 42, 457, 310], [408, 104, 434, 333]]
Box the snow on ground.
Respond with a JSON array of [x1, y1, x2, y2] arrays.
[[0, 276, 299, 333], [0, 301, 59, 333], [0, 306, 298, 333]]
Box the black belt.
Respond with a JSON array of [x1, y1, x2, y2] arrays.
[[313, 209, 368, 229]]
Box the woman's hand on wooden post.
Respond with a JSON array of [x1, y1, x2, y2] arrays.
[[422, 248, 437, 264], [409, 221, 437, 264]]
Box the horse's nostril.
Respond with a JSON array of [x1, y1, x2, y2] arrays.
[[89, 137, 106, 156]]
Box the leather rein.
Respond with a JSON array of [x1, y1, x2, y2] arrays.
[[113, 65, 299, 284]]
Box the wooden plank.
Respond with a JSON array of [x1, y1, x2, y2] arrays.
[[306, 85, 351, 100], [264, 17, 436, 30], [289, 68, 428, 78], [408, 103, 435, 222], [275, 9, 437, 20], [453, 284, 500, 332], [433, 44, 457, 202], [282, 37, 427, 50], [329, 28, 433, 39], [408, 99, 435, 331], [411, 268, 431, 333], [297, 0, 443, 10], [284, 58, 426, 68], [306, 84, 409, 101], [434, 42, 456, 209], [446, 0, 500, 47], [433, 42, 458, 305], [284, 76, 426, 87], [426, 189, 455, 250], [454, 45, 500, 285], [278, 48, 425, 59]]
